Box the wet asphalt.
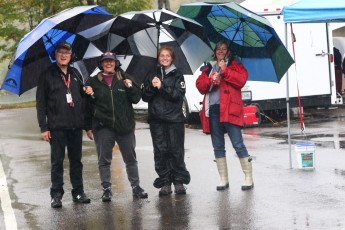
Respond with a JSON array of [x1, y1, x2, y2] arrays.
[[0, 106, 344, 230]]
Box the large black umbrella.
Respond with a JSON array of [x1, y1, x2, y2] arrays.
[[84, 9, 213, 84], [0, 5, 113, 95]]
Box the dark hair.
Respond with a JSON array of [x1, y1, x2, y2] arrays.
[[158, 46, 175, 63], [212, 41, 231, 61]]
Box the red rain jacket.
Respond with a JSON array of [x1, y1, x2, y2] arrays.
[[196, 59, 248, 127]]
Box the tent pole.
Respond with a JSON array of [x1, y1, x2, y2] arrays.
[[285, 22, 292, 169]]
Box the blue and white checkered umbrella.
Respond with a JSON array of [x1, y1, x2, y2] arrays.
[[1, 5, 113, 95]]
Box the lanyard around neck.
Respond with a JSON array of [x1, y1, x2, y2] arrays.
[[61, 73, 71, 93]]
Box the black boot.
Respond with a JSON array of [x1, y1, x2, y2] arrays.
[[51, 193, 63, 208], [72, 192, 91, 203], [159, 185, 172, 196], [174, 184, 186, 194], [132, 185, 148, 199], [102, 187, 112, 202]]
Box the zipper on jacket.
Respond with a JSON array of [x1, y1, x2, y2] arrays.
[[110, 89, 115, 129], [101, 76, 116, 129]]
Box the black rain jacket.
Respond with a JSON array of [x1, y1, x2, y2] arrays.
[[85, 69, 141, 135], [36, 64, 87, 132], [141, 66, 186, 123]]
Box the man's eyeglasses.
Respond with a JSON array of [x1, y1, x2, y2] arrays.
[[57, 51, 72, 55]]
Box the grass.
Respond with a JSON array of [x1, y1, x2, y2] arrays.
[[0, 101, 36, 110]]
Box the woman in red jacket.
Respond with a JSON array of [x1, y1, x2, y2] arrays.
[[196, 40, 254, 191]]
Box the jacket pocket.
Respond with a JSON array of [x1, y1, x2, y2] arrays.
[[92, 118, 104, 131], [228, 100, 242, 118]]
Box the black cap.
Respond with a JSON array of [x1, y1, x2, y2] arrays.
[[56, 42, 72, 51], [100, 52, 117, 62]]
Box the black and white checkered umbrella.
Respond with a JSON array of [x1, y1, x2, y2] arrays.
[[84, 9, 213, 84]]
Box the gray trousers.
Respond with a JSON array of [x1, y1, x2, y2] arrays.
[[93, 127, 140, 189]]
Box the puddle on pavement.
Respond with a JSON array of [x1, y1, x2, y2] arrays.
[[334, 168, 345, 176], [270, 132, 345, 149]]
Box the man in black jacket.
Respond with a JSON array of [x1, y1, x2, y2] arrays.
[[36, 42, 92, 208]]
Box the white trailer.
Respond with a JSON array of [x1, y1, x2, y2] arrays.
[[240, 0, 343, 113]]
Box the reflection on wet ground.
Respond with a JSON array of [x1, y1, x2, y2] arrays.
[[243, 106, 345, 150], [1, 107, 345, 229], [334, 168, 345, 176], [135, 105, 345, 150]]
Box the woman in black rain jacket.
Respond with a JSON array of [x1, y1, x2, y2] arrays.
[[141, 46, 191, 196]]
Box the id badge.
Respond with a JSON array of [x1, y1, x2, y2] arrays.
[[66, 93, 73, 103]]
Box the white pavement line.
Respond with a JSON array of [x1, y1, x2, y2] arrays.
[[0, 144, 18, 230]]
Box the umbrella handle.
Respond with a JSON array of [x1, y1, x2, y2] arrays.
[[70, 67, 95, 99], [209, 66, 222, 92], [209, 80, 216, 92]]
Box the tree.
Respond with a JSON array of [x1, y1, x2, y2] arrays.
[[98, 0, 153, 14], [0, 0, 153, 62]]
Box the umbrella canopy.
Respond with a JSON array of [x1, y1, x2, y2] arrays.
[[1, 5, 113, 95], [177, 2, 294, 83], [84, 9, 213, 84], [282, 0, 345, 23]]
